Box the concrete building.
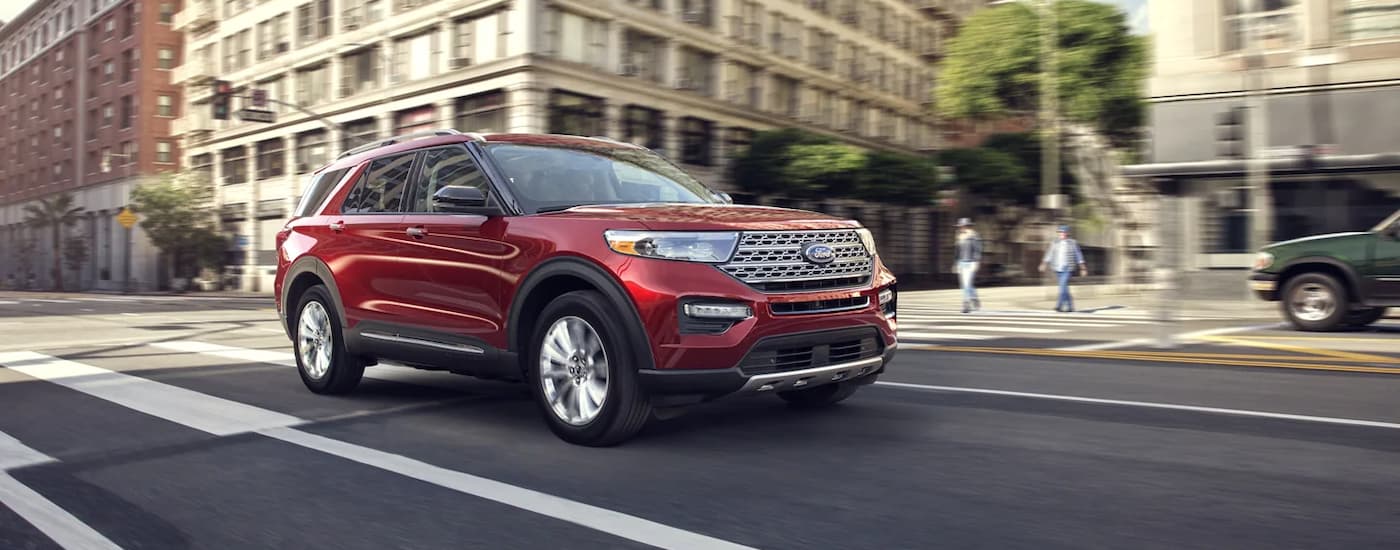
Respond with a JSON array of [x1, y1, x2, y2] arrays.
[[171, 0, 986, 292], [0, 0, 184, 291], [1127, 0, 1400, 269]]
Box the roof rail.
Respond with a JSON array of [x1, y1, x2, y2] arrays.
[[336, 129, 464, 160]]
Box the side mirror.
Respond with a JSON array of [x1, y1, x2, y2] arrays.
[[433, 186, 499, 215]]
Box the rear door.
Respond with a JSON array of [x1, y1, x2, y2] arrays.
[[326, 152, 417, 327], [396, 144, 511, 347]]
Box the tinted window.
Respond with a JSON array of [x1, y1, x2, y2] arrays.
[[483, 143, 721, 214], [406, 146, 488, 213], [341, 153, 414, 214], [293, 167, 346, 217]]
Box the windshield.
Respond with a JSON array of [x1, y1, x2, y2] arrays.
[[482, 143, 722, 214], [1372, 208, 1400, 232]]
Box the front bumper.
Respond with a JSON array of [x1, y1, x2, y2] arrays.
[[638, 343, 896, 406], [1250, 273, 1280, 301]]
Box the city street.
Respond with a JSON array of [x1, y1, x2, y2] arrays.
[[1, 291, 1399, 549]]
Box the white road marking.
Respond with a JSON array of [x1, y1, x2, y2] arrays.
[[0, 431, 54, 471], [0, 300, 18, 305], [930, 325, 1066, 334], [1, 350, 755, 550], [29, 299, 77, 304], [0, 351, 303, 436], [896, 308, 1168, 323], [897, 332, 997, 341], [898, 318, 1124, 328], [151, 341, 423, 383], [874, 381, 1400, 430], [1055, 324, 1282, 351], [0, 475, 123, 550]]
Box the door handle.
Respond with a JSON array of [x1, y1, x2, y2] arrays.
[[329, 221, 345, 232], [406, 226, 427, 238]]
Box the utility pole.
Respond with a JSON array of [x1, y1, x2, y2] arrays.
[[1040, 0, 1061, 220], [1245, 1, 1272, 258]]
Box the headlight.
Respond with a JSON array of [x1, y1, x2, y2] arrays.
[[856, 228, 878, 257], [604, 230, 738, 263], [1253, 251, 1274, 271]]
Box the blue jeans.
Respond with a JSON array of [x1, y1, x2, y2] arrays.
[[958, 261, 979, 304], [1055, 269, 1074, 311]]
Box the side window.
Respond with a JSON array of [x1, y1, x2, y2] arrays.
[[407, 146, 488, 213], [294, 167, 347, 217], [341, 153, 415, 214]]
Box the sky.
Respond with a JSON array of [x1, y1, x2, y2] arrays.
[[0, 0, 1149, 37]]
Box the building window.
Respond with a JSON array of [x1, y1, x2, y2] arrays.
[[154, 141, 172, 164], [122, 3, 136, 37], [121, 49, 135, 82], [255, 139, 285, 178], [677, 47, 716, 96], [159, 2, 175, 24], [157, 94, 175, 117], [87, 109, 98, 138], [772, 75, 799, 118], [53, 125, 63, 141], [120, 96, 133, 129], [621, 29, 666, 84], [1341, 1, 1400, 41], [295, 64, 329, 105], [622, 106, 664, 150], [103, 60, 114, 81], [679, 117, 713, 166], [122, 141, 138, 165], [257, 15, 291, 60], [450, 9, 508, 66], [727, 127, 755, 159], [543, 9, 607, 69], [341, 118, 378, 151], [295, 130, 328, 173], [100, 147, 112, 172], [1223, 0, 1300, 52], [547, 90, 604, 136], [298, 0, 333, 46], [391, 32, 439, 83], [104, 17, 115, 39], [341, 47, 382, 96], [453, 91, 506, 133], [222, 146, 249, 184], [678, 0, 713, 27], [158, 47, 176, 69], [102, 104, 114, 126]]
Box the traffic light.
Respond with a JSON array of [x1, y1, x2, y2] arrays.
[[212, 79, 233, 120], [1215, 106, 1247, 160]]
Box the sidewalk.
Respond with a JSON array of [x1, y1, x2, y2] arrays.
[[900, 282, 1278, 320]]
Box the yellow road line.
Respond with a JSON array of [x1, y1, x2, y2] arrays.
[[1216, 336, 1400, 343], [1198, 335, 1400, 364]]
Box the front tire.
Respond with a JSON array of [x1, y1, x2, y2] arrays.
[[1281, 273, 1348, 332], [292, 285, 365, 394], [777, 381, 861, 408], [528, 290, 652, 446], [1344, 307, 1387, 328]]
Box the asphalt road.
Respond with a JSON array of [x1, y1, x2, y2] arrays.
[[1, 293, 1398, 549]]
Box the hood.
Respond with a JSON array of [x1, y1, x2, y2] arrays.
[[1265, 231, 1369, 250], [536, 203, 860, 231]]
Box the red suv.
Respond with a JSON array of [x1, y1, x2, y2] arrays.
[[275, 130, 898, 446]]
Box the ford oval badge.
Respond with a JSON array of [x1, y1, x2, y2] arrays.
[[802, 243, 837, 265]]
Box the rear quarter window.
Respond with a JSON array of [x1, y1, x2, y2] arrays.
[[293, 168, 348, 218]]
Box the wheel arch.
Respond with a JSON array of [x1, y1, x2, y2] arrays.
[[507, 257, 655, 372], [281, 256, 349, 337], [1277, 257, 1363, 304]]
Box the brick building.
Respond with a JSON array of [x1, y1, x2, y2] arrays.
[[0, 0, 183, 291]]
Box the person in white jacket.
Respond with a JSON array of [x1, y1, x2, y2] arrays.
[[1039, 225, 1088, 312], [953, 218, 982, 313]]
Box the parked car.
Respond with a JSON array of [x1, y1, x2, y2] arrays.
[[274, 130, 898, 446], [1250, 208, 1400, 331]]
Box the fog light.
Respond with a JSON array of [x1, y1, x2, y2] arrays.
[[683, 303, 752, 320], [878, 288, 894, 305]]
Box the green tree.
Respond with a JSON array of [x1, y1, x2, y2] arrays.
[[129, 174, 226, 281], [857, 151, 942, 204], [729, 129, 833, 196], [935, 0, 1147, 146], [63, 234, 90, 289], [23, 194, 85, 291], [981, 132, 1078, 202], [939, 148, 1034, 206], [782, 143, 867, 197]]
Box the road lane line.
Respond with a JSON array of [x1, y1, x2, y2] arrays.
[[900, 346, 1400, 374], [1198, 335, 1400, 364], [0, 351, 303, 436], [897, 332, 996, 341], [932, 325, 1065, 334], [29, 299, 77, 304], [0, 351, 755, 550], [1056, 324, 1280, 351], [0, 300, 18, 305], [874, 381, 1400, 430], [262, 428, 756, 550], [0, 475, 123, 550]]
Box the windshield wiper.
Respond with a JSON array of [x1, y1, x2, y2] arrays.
[[535, 204, 591, 213]]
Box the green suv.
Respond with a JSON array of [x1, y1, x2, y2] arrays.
[[1251, 209, 1400, 331]]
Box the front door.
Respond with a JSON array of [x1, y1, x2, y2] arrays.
[[1370, 217, 1400, 302], [396, 144, 511, 349]]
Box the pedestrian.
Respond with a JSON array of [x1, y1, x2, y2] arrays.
[[953, 217, 982, 314], [1039, 224, 1088, 312]]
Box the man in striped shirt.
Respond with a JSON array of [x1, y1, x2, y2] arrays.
[[1039, 225, 1088, 312]]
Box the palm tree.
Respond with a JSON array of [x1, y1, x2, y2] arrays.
[[23, 194, 85, 292]]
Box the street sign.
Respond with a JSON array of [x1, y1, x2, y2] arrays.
[[250, 89, 267, 108], [237, 108, 276, 123], [116, 208, 137, 229]]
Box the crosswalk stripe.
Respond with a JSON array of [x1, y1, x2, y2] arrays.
[[898, 332, 997, 341], [0, 431, 54, 472], [0, 349, 756, 550], [0, 351, 303, 436], [896, 308, 1163, 323], [0, 474, 123, 550], [897, 318, 1124, 328], [151, 341, 431, 384], [928, 325, 1066, 334]]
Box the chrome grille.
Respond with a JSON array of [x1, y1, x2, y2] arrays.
[[719, 230, 873, 292]]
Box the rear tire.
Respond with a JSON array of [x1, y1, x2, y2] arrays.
[[1281, 273, 1347, 332], [1344, 307, 1387, 328], [528, 290, 652, 446], [292, 285, 365, 395], [777, 381, 861, 409]]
